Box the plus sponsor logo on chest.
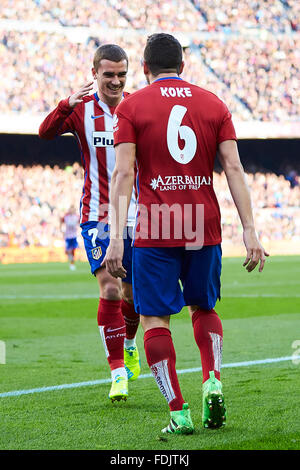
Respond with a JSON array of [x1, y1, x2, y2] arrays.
[[150, 174, 211, 191], [93, 131, 113, 147]]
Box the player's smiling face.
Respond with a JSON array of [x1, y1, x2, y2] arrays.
[[93, 59, 127, 106]]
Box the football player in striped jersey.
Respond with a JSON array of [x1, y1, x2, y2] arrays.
[[39, 44, 141, 403]]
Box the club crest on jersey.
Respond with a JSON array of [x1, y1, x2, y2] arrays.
[[91, 246, 102, 260], [93, 131, 114, 147]]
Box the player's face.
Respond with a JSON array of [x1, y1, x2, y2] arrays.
[[93, 59, 128, 106]]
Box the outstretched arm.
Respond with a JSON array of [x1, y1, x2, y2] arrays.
[[218, 140, 269, 272], [102, 142, 136, 278]]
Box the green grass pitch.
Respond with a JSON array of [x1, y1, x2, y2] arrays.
[[0, 256, 300, 450]]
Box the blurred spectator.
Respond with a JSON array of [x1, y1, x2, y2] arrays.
[[285, 168, 299, 188]]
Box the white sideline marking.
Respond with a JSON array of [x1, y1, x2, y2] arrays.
[[0, 294, 99, 299], [1, 355, 299, 399], [1, 293, 300, 299]]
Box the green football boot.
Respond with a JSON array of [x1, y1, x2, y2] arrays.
[[202, 371, 226, 429], [109, 375, 128, 402], [161, 403, 194, 435], [124, 346, 141, 381]]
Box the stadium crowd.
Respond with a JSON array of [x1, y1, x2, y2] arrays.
[[0, 29, 248, 119], [2, 0, 298, 32], [196, 35, 300, 121], [1, 0, 206, 30], [0, 0, 299, 121], [1, 29, 299, 122], [0, 163, 299, 249], [0, 163, 83, 248], [191, 0, 299, 32]]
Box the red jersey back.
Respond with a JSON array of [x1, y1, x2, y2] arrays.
[[113, 77, 237, 247]]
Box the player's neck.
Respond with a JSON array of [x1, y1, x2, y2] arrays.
[[149, 72, 180, 84], [97, 92, 122, 109]]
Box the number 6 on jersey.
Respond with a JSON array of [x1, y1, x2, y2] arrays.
[[167, 105, 197, 164]]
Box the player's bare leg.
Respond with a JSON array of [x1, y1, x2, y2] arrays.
[[95, 267, 128, 401], [141, 315, 194, 434], [121, 282, 141, 381], [67, 249, 76, 270], [189, 305, 226, 428]]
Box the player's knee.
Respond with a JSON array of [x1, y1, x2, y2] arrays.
[[188, 304, 212, 318], [102, 283, 122, 300]]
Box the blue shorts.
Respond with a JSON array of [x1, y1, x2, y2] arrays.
[[132, 245, 221, 316], [65, 237, 78, 251], [81, 221, 133, 283]]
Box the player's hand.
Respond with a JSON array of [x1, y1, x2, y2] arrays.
[[102, 239, 127, 279], [243, 227, 269, 273], [68, 81, 94, 109]]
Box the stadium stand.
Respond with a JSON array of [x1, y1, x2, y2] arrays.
[[0, 0, 299, 260], [0, 0, 299, 122], [191, 0, 298, 32], [194, 36, 300, 121]]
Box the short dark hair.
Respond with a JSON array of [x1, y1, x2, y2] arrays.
[[93, 44, 128, 70], [143, 33, 183, 76]]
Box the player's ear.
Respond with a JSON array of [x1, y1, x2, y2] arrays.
[[179, 61, 184, 75], [143, 61, 150, 75], [92, 67, 97, 80]]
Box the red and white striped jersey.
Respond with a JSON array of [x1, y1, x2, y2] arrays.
[[61, 212, 79, 239], [39, 92, 136, 226]]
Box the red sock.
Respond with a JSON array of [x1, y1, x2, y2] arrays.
[[192, 308, 223, 383], [121, 299, 140, 340], [97, 298, 126, 371], [144, 327, 185, 411]]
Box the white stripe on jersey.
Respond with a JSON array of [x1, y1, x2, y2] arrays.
[[84, 100, 100, 221], [103, 105, 116, 206], [74, 130, 85, 225]]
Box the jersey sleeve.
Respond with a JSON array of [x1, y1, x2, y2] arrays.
[[217, 102, 237, 144], [39, 98, 76, 140], [113, 103, 136, 145]]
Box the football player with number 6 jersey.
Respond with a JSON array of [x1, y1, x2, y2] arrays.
[[39, 44, 141, 404], [104, 33, 269, 434]]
